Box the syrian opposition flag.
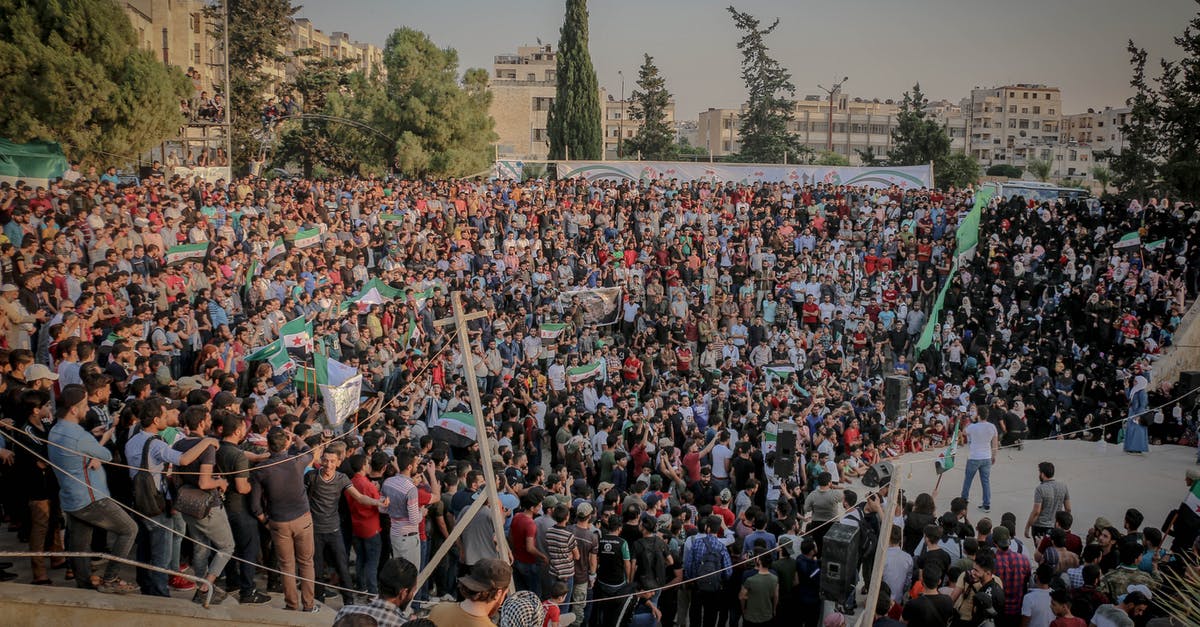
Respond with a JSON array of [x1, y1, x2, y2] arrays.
[[762, 365, 796, 388], [567, 360, 604, 383], [762, 430, 778, 455], [165, 242, 209, 266], [541, 323, 568, 340], [1184, 480, 1200, 519], [935, 419, 961, 475], [430, 411, 478, 448], [280, 316, 314, 353], [378, 212, 404, 224], [264, 237, 287, 266], [315, 352, 363, 427], [246, 340, 294, 376], [293, 228, 322, 249], [401, 316, 423, 351], [243, 259, 259, 292], [1113, 231, 1141, 249], [1143, 238, 1167, 252], [355, 278, 403, 306]]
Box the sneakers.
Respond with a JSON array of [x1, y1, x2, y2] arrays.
[[193, 586, 229, 606], [979, 505, 991, 513], [170, 574, 196, 590], [96, 578, 139, 595], [299, 604, 321, 613], [239, 590, 272, 605]]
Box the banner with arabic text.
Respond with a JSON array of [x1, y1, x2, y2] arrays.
[[554, 161, 933, 189]]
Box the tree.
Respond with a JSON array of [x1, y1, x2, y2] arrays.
[[727, 6, 802, 163], [547, 0, 601, 160], [208, 0, 296, 170], [1111, 42, 1161, 198], [985, 164, 1023, 178], [1091, 164, 1113, 192], [1026, 157, 1053, 182], [273, 49, 364, 177], [855, 146, 883, 166], [1155, 8, 1200, 200], [937, 152, 981, 189], [888, 83, 951, 167], [624, 54, 674, 160], [0, 0, 190, 165], [814, 151, 849, 166], [376, 28, 496, 177]]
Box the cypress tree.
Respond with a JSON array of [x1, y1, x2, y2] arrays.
[[548, 0, 602, 160]]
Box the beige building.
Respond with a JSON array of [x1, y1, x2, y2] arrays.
[[1063, 106, 1130, 155], [967, 84, 1062, 164], [601, 93, 676, 159], [286, 19, 386, 85], [489, 45, 558, 160], [120, 0, 220, 93]]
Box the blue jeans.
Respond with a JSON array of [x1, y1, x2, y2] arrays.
[[961, 458, 992, 508], [136, 513, 173, 597], [514, 560, 542, 597], [354, 534, 381, 594]]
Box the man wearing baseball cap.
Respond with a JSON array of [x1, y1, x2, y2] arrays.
[[428, 557, 512, 626]]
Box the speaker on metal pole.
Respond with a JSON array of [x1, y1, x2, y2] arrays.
[[1179, 371, 1200, 412], [884, 375, 910, 420], [820, 522, 862, 602], [773, 423, 798, 477], [861, 461, 894, 489]]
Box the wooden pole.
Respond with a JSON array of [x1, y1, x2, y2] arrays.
[[856, 472, 903, 627], [412, 481, 489, 593], [440, 291, 513, 566]]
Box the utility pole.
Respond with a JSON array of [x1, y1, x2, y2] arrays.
[[432, 292, 513, 566], [818, 76, 849, 153], [222, 0, 232, 171], [618, 70, 625, 160]]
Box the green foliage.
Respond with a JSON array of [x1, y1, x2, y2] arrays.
[[273, 50, 364, 177], [985, 164, 1023, 178], [1111, 42, 1162, 198], [855, 146, 883, 166], [937, 152, 981, 189], [1091, 164, 1113, 191], [1155, 8, 1200, 200], [1026, 157, 1052, 182], [209, 0, 296, 170], [889, 83, 951, 167], [625, 54, 675, 160], [726, 6, 802, 164], [0, 0, 190, 166], [376, 28, 496, 177], [814, 150, 849, 166], [548, 0, 602, 160]]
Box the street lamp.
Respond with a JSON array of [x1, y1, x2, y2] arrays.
[[817, 76, 849, 153], [618, 70, 624, 159]]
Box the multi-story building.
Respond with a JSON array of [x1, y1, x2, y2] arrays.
[[283, 19, 386, 88], [489, 45, 558, 160], [120, 0, 220, 94], [1063, 107, 1130, 155], [967, 84, 1063, 164], [601, 93, 676, 160]]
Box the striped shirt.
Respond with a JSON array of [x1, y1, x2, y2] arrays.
[[545, 524, 578, 580], [382, 474, 421, 536]]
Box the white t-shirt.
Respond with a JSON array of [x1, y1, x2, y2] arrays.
[[965, 420, 997, 460], [1021, 588, 1054, 627], [711, 444, 733, 479]]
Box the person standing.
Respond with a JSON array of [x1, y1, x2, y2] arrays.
[[1025, 462, 1070, 542], [172, 406, 236, 605], [47, 384, 139, 594], [212, 412, 272, 605], [382, 450, 423, 573], [739, 551, 779, 627], [961, 412, 998, 513], [346, 454, 385, 595], [307, 447, 388, 605], [250, 429, 322, 613], [566, 502, 599, 627], [992, 526, 1031, 627]]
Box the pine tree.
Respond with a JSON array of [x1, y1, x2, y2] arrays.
[[1111, 42, 1161, 198], [727, 6, 802, 163], [888, 82, 951, 167], [548, 0, 602, 160], [624, 54, 675, 160], [1156, 12, 1200, 201], [0, 0, 190, 165]]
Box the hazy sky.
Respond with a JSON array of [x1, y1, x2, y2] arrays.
[[296, 0, 1194, 119]]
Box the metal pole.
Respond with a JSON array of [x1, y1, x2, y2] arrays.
[[448, 292, 513, 565], [618, 70, 624, 160], [222, 0, 231, 171]]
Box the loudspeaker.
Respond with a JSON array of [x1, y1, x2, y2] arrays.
[[862, 461, 894, 488], [884, 375, 910, 420], [820, 522, 862, 601], [773, 423, 798, 477], [1179, 371, 1200, 412]]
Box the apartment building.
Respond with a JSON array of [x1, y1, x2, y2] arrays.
[[967, 84, 1062, 164], [601, 93, 676, 159], [1063, 107, 1130, 155], [489, 45, 558, 160], [120, 0, 220, 93]]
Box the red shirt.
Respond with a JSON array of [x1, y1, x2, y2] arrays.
[[510, 512, 539, 564], [417, 486, 433, 541], [713, 505, 735, 529], [347, 474, 382, 539]]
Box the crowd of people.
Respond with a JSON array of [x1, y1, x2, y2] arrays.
[[0, 164, 1196, 627]]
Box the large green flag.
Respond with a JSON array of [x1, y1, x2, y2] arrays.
[[915, 185, 996, 353]]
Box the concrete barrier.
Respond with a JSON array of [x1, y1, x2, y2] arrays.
[[1151, 297, 1200, 390], [0, 582, 329, 627]]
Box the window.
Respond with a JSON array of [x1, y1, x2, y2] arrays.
[[545, 70, 555, 81], [1069, 150, 1077, 160], [1049, 109, 1055, 115], [532, 129, 549, 142], [1023, 92, 1029, 99], [1021, 107, 1028, 114], [527, 73, 536, 81], [1097, 121, 1104, 128], [1019, 119, 1029, 129], [1009, 105, 1017, 114], [1009, 91, 1015, 98], [1032, 106, 1040, 114], [1056, 154, 1063, 161], [723, 118, 732, 130], [1045, 93, 1052, 100], [869, 124, 889, 135], [723, 140, 731, 151], [532, 97, 553, 111], [194, 43, 201, 64], [1008, 119, 1017, 128], [192, 13, 202, 34]]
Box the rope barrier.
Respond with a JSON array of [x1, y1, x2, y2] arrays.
[[0, 339, 449, 476]]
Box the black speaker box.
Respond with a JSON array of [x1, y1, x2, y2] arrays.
[[820, 522, 862, 601]]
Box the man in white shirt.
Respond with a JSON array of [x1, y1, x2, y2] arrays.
[[960, 413, 999, 513], [710, 430, 734, 491]]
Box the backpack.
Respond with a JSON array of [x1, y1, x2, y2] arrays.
[[132, 435, 167, 517], [695, 542, 727, 592]]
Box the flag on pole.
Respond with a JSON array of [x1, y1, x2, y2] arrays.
[[935, 419, 961, 474], [280, 316, 314, 353], [246, 340, 294, 376], [1184, 479, 1200, 517], [401, 316, 423, 349], [1143, 238, 1167, 251], [293, 228, 322, 249], [1113, 231, 1141, 249], [540, 323, 569, 340], [165, 242, 209, 266], [762, 430, 778, 455], [264, 237, 287, 266], [567, 360, 604, 383], [243, 259, 259, 292], [378, 212, 404, 224], [762, 365, 797, 388], [430, 411, 477, 448], [314, 352, 362, 426]]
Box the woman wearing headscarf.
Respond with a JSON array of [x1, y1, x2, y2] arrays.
[[1123, 374, 1150, 454]]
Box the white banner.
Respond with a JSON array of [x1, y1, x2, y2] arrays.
[[320, 374, 362, 427], [557, 287, 622, 326], [555, 161, 933, 189], [171, 166, 232, 183]]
